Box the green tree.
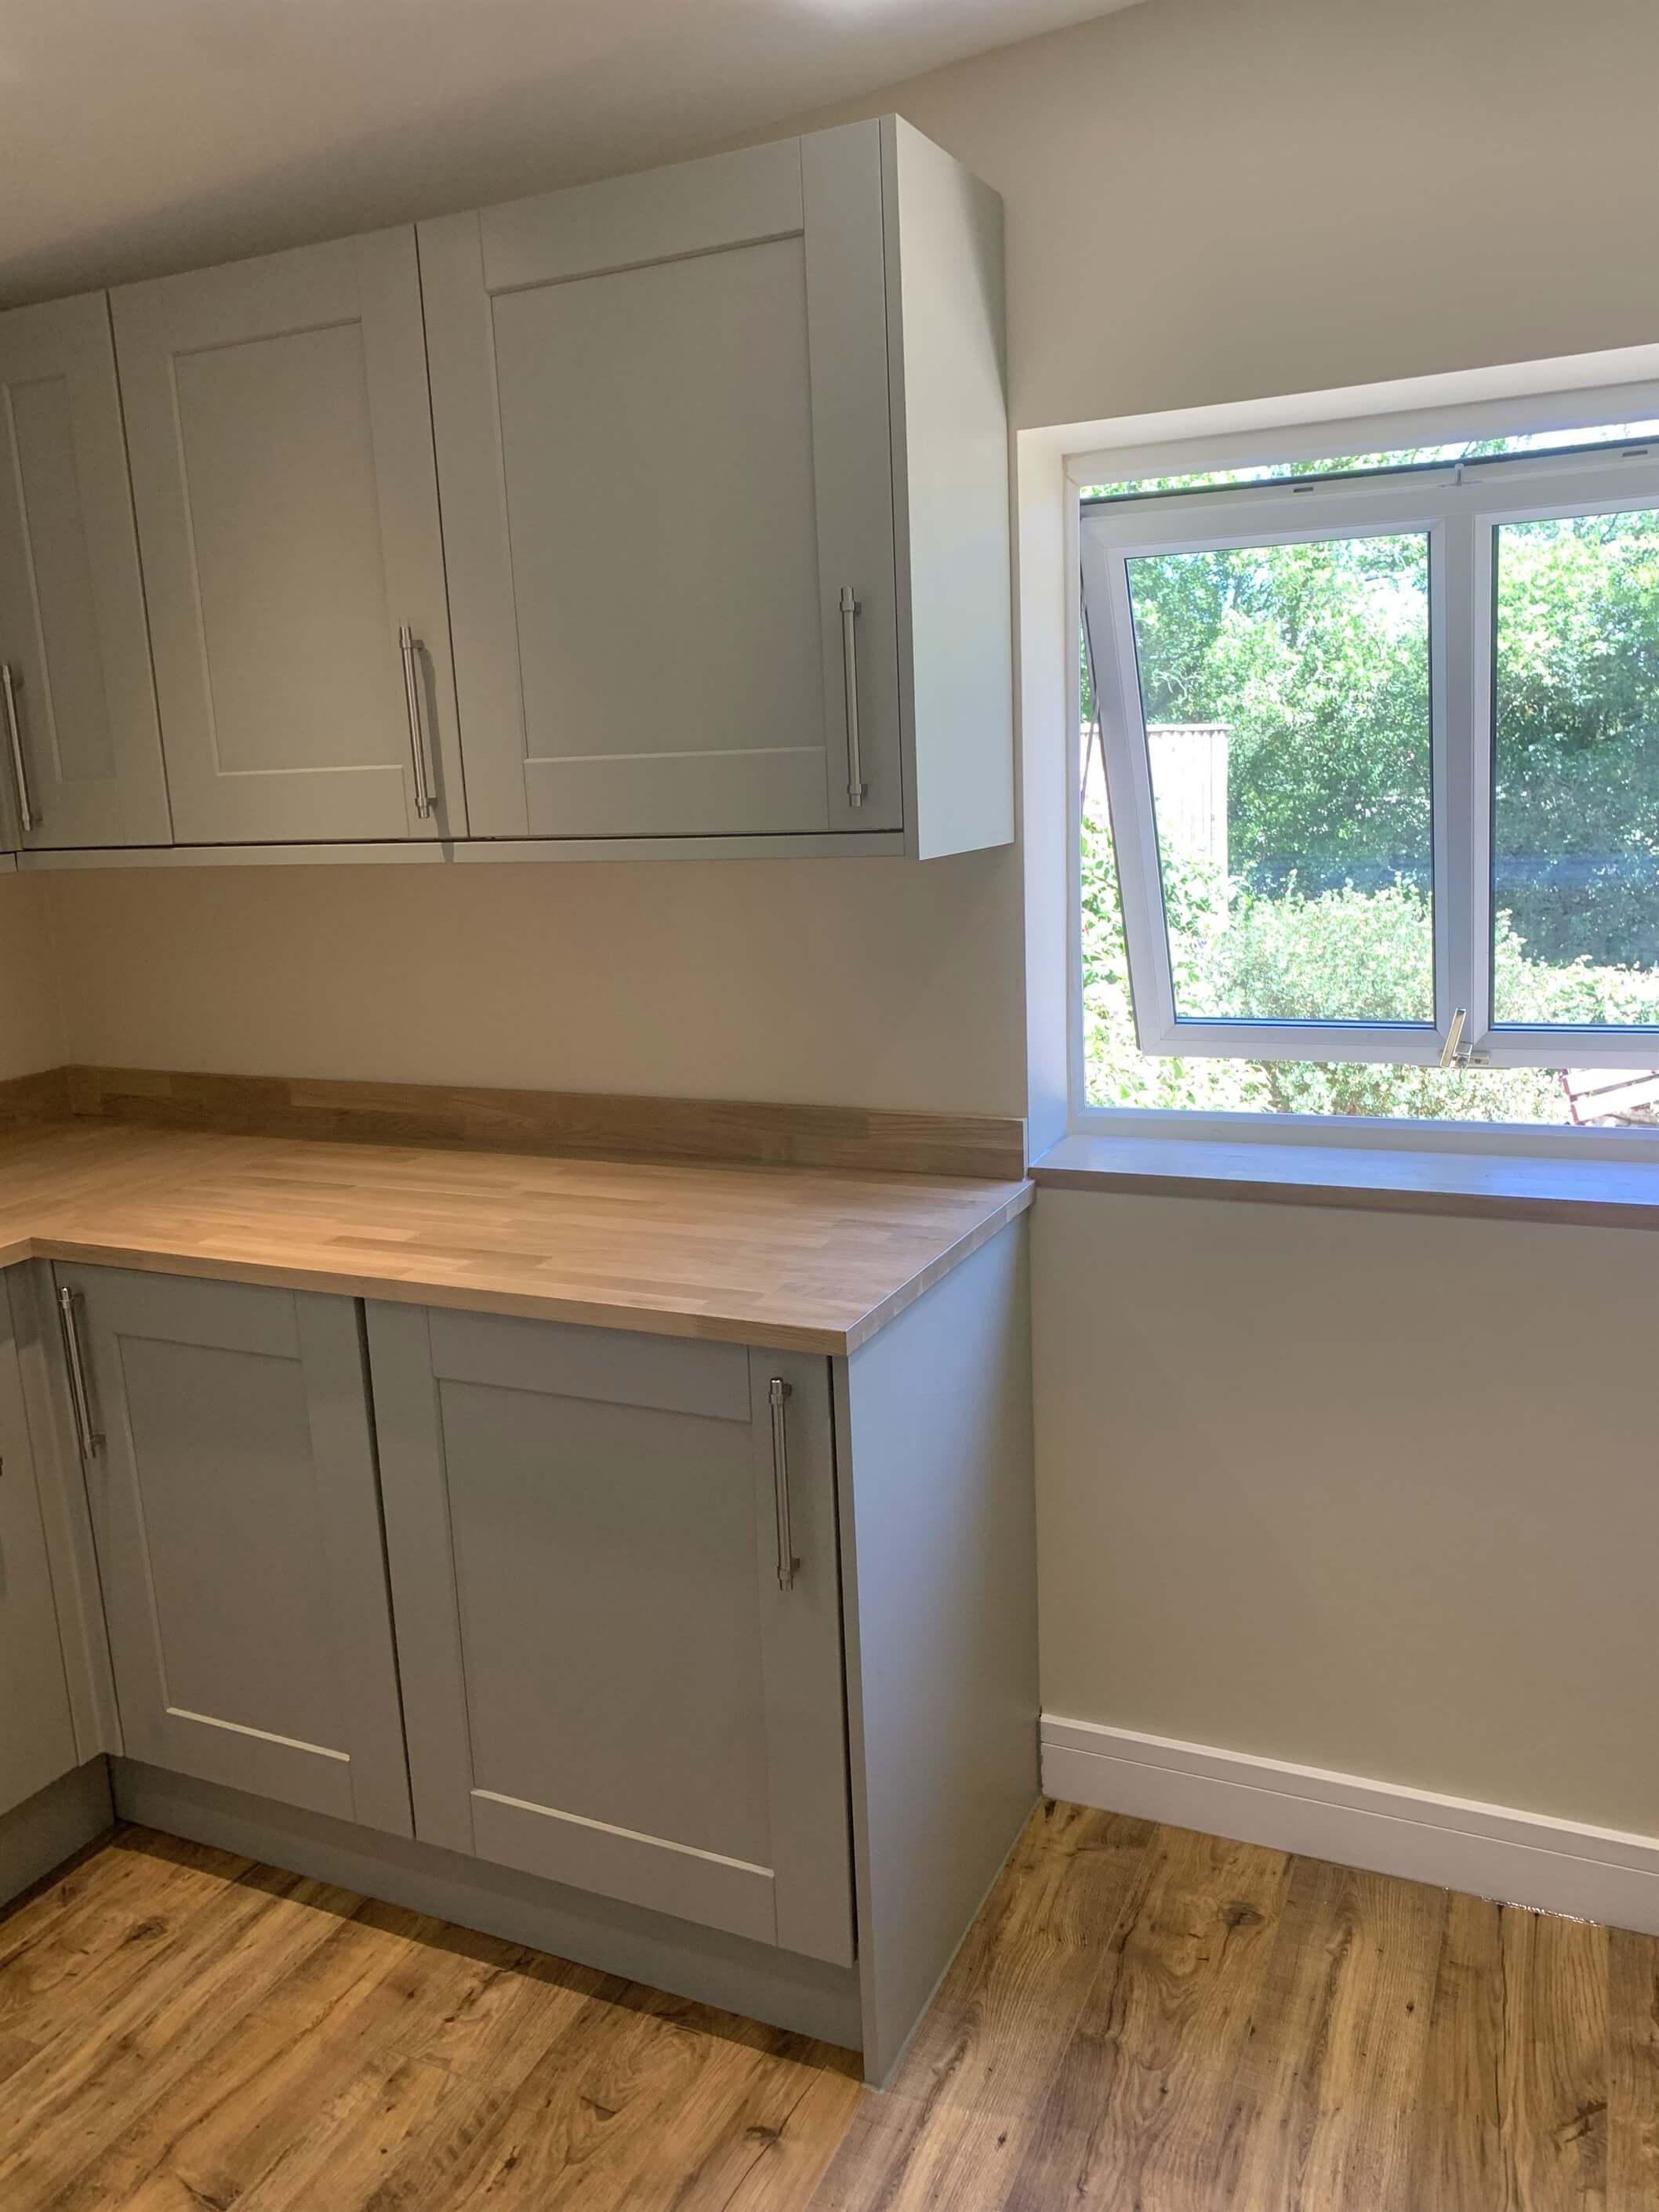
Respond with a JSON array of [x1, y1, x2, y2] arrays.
[[1128, 533, 1431, 882]]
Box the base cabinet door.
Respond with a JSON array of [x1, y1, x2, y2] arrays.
[[0, 295, 170, 850], [59, 1265, 412, 1834], [368, 1304, 855, 1965], [0, 1274, 78, 1817]]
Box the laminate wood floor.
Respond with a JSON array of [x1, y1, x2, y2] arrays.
[[2, 1802, 1655, 2210]]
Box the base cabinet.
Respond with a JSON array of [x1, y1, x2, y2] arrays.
[[0, 1273, 78, 1819], [58, 1265, 412, 1834], [368, 1304, 855, 1966], [34, 1227, 1036, 2077], [53, 1264, 855, 1967]]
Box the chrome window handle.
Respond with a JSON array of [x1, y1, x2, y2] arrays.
[[399, 626, 434, 821], [2, 663, 38, 831], [57, 1284, 102, 1460], [839, 586, 866, 809], [768, 1376, 797, 1592], [1439, 1006, 1469, 1068]]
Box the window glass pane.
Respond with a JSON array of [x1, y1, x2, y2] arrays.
[[1123, 532, 1434, 1024], [1080, 760, 1610, 1121], [1491, 509, 1659, 1030]]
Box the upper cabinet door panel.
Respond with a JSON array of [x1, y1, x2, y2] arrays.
[[112, 233, 465, 845], [422, 128, 902, 839], [0, 295, 169, 850], [488, 241, 828, 839]]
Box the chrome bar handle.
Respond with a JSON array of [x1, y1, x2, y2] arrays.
[[768, 1376, 797, 1592], [2, 663, 37, 832], [838, 586, 866, 808], [57, 1284, 102, 1460], [398, 626, 434, 821]]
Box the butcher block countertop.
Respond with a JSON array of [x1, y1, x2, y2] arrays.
[[0, 1121, 1033, 1354]]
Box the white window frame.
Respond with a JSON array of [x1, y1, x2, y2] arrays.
[[1079, 442, 1659, 1079]]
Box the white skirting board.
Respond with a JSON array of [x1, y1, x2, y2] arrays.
[[1042, 1714, 1659, 1935]]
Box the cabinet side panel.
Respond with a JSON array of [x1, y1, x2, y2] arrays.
[[837, 1215, 1036, 2082], [884, 118, 1014, 858]]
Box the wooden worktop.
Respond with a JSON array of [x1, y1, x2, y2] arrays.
[[0, 1120, 1032, 1354]]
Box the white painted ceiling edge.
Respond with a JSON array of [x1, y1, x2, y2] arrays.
[[0, 0, 1147, 306]]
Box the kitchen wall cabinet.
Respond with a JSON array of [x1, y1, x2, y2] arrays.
[[4, 117, 1009, 866], [111, 233, 465, 846], [422, 117, 1011, 854], [57, 1264, 412, 1833], [0, 295, 170, 850], [0, 1271, 78, 1819], [368, 1304, 855, 1964]]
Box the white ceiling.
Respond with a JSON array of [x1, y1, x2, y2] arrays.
[[0, 0, 1142, 305]]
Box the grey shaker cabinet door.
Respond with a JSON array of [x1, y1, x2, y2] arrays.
[[0, 1274, 78, 1818], [420, 125, 902, 840], [111, 232, 466, 845], [0, 293, 170, 850], [59, 1265, 412, 1835], [367, 1304, 855, 1965]]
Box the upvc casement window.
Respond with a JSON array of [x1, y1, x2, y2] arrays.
[[1080, 444, 1659, 1073]]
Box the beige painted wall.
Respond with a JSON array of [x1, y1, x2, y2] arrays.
[[41, 853, 1023, 1110], [772, 0, 1659, 433], [1035, 1191, 1659, 1837], [0, 876, 64, 1079]]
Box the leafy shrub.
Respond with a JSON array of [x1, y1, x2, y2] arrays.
[[1080, 803, 1659, 1122]]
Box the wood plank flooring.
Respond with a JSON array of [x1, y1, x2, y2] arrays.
[[3, 1802, 1657, 2210]]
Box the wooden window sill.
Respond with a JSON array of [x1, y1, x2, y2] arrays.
[[1033, 1133, 1659, 1230]]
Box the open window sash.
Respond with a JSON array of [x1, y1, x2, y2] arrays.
[[1080, 454, 1659, 1072]]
